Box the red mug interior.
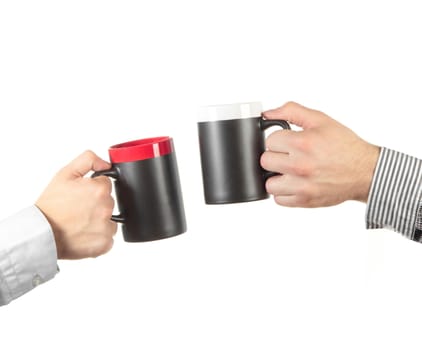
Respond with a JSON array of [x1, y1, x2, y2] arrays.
[[108, 136, 174, 163]]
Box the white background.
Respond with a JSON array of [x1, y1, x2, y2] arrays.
[[1, 1, 422, 349]]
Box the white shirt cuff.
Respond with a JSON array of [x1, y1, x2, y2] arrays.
[[0, 205, 58, 305]]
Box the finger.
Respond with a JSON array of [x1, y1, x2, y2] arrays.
[[88, 236, 115, 258], [265, 174, 296, 196], [263, 101, 325, 129], [102, 220, 118, 238], [102, 238, 115, 255], [260, 151, 291, 174], [91, 175, 113, 194], [61, 150, 111, 179], [273, 195, 302, 208], [93, 210, 118, 240], [94, 194, 115, 218], [265, 129, 301, 153], [109, 221, 118, 236], [269, 177, 318, 208]]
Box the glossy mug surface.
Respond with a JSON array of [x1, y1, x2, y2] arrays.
[[93, 136, 187, 242], [197, 102, 290, 204]]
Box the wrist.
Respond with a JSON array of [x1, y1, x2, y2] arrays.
[[353, 143, 381, 203]]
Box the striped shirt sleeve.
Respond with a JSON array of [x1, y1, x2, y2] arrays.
[[366, 147, 422, 241]]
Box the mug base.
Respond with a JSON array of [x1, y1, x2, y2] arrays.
[[123, 229, 186, 243], [205, 195, 269, 205]]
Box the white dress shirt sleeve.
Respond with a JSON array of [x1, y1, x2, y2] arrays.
[[0, 205, 58, 306]]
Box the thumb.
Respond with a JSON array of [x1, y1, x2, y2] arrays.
[[60, 150, 111, 179], [263, 101, 325, 129]]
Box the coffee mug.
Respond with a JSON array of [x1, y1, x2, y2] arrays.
[[197, 102, 290, 204], [92, 136, 187, 242]]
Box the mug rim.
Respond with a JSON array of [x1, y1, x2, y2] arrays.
[[109, 136, 173, 163], [198, 101, 262, 122]]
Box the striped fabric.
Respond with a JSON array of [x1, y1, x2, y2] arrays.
[[366, 148, 422, 242]]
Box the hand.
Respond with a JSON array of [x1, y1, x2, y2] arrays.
[[260, 102, 381, 208], [35, 150, 117, 259]]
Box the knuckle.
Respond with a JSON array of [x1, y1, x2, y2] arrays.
[[284, 101, 297, 109], [288, 163, 305, 176], [289, 160, 314, 177], [285, 101, 297, 106], [102, 238, 114, 254], [91, 237, 114, 258], [93, 181, 112, 199], [82, 149, 96, 160], [88, 247, 101, 258], [296, 184, 316, 205], [296, 183, 311, 197], [110, 222, 118, 236], [102, 220, 118, 236], [93, 187, 107, 200], [99, 206, 113, 220], [102, 238, 114, 253], [294, 134, 312, 153], [281, 101, 300, 116], [274, 195, 291, 207], [274, 195, 284, 206]]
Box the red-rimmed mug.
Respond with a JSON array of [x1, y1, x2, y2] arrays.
[[92, 136, 187, 242]]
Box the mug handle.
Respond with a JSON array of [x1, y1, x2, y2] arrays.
[[260, 117, 291, 180], [91, 167, 126, 223]]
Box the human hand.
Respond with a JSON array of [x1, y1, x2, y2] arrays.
[[260, 102, 381, 208], [35, 150, 117, 259]]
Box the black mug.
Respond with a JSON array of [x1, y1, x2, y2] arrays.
[[92, 136, 187, 242], [197, 102, 290, 204]]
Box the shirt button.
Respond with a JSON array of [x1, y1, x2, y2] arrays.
[[32, 274, 43, 287]]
